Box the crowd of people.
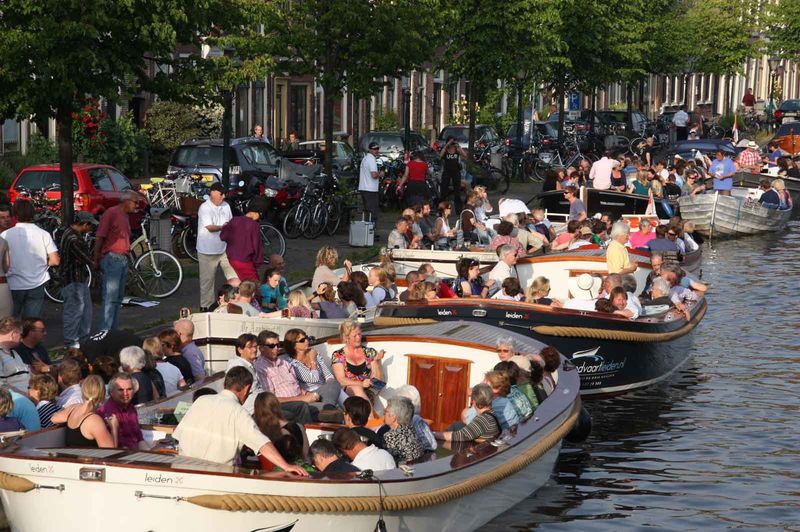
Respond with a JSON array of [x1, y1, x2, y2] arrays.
[[542, 145, 794, 209]]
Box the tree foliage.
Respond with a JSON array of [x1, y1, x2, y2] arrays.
[[765, 0, 800, 59], [263, 0, 440, 172]]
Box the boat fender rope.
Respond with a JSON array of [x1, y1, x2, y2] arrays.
[[372, 316, 439, 327], [184, 401, 581, 514], [532, 301, 706, 343]]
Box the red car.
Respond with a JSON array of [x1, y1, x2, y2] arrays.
[[7, 163, 147, 217]]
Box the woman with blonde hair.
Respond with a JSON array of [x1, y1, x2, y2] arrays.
[[630, 170, 651, 196], [51, 375, 116, 448], [526, 276, 562, 307], [286, 290, 317, 318], [312, 245, 351, 290], [368, 267, 396, 304], [772, 179, 793, 209], [331, 320, 385, 405]]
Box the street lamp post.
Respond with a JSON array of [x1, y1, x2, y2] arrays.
[[768, 56, 780, 128], [515, 70, 525, 179], [683, 56, 696, 108], [221, 46, 235, 193], [401, 75, 411, 160]]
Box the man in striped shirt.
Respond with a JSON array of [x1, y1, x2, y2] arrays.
[[59, 211, 97, 349]]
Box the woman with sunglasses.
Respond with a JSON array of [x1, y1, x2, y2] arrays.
[[284, 329, 341, 407]]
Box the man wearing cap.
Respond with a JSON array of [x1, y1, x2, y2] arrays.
[[60, 211, 98, 348], [708, 150, 736, 196], [197, 183, 239, 312], [736, 141, 762, 173], [94, 191, 140, 331], [358, 142, 384, 227]]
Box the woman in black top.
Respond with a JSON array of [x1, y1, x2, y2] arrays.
[[439, 137, 465, 213], [158, 329, 194, 385], [254, 391, 309, 464], [542, 170, 562, 192]]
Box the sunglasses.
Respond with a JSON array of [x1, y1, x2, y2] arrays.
[[297, 337, 309, 343], [497, 348, 513, 353], [667, 232, 677, 237], [260, 342, 280, 349]]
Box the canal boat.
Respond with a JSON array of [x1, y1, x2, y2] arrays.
[[388, 247, 500, 278], [678, 189, 792, 238], [734, 171, 800, 199], [376, 296, 706, 398], [539, 187, 678, 220], [0, 322, 580, 532]]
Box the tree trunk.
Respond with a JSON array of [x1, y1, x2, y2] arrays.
[[56, 103, 74, 226], [467, 82, 476, 161], [626, 84, 634, 137], [323, 87, 335, 176], [638, 79, 645, 113], [557, 88, 565, 143], [590, 88, 596, 133]]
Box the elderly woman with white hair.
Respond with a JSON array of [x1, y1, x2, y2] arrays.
[[606, 221, 637, 275], [383, 397, 424, 463], [119, 346, 154, 405], [394, 385, 436, 452]]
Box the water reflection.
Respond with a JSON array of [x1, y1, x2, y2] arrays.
[[486, 221, 800, 530]]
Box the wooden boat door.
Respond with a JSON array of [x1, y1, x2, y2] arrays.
[[407, 355, 471, 431]]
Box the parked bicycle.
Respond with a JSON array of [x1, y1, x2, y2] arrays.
[[533, 133, 598, 180], [283, 172, 351, 240], [44, 210, 183, 303]]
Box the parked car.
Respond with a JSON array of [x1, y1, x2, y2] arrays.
[[167, 137, 282, 183], [357, 131, 437, 164], [7, 163, 147, 217], [546, 111, 598, 133], [595, 110, 650, 135], [435, 124, 499, 151], [505, 122, 558, 151], [774, 99, 800, 125], [282, 140, 357, 180]]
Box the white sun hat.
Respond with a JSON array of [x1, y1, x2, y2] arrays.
[[498, 198, 530, 217], [567, 273, 602, 300]]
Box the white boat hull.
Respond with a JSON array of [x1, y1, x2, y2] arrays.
[[190, 312, 373, 374], [389, 248, 499, 278], [678, 190, 792, 238]]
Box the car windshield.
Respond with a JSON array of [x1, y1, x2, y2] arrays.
[[597, 112, 627, 123], [779, 100, 800, 111], [239, 143, 278, 166], [14, 170, 77, 190], [776, 123, 800, 136], [439, 128, 469, 142], [362, 134, 403, 152], [172, 145, 223, 168]]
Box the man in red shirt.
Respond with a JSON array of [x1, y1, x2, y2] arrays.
[[742, 88, 755, 109], [97, 373, 147, 450], [93, 192, 139, 331]]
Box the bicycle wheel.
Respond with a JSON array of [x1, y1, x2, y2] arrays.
[[708, 125, 724, 139], [44, 266, 92, 304], [180, 225, 198, 262], [133, 250, 183, 298], [303, 202, 328, 239], [260, 222, 286, 259], [282, 204, 309, 239], [629, 137, 647, 156], [532, 160, 550, 181], [325, 199, 343, 236]]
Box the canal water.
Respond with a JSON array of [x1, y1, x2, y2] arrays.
[[487, 220, 800, 530]]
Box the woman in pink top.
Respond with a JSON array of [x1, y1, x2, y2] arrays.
[[628, 219, 657, 249]]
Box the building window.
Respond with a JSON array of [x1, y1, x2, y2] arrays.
[[252, 83, 264, 131], [289, 85, 308, 140], [276, 84, 284, 146], [333, 96, 343, 133], [387, 80, 395, 114], [433, 82, 442, 134], [2, 120, 20, 153], [236, 86, 249, 137]]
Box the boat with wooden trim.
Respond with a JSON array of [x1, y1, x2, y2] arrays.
[[0, 322, 580, 532], [678, 189, 792, 238], [190, 310, 377, 374], [734, 171, 800, 199], [376, 296, 706, 398], [388, 247, 500, 278], [539, 186, 678, 220]]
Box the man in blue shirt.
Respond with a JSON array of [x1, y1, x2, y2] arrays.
[[708, 150, 736, 196], [9, 389, 41, 431]]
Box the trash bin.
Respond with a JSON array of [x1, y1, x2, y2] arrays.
[[149, 207, 173, 253]]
